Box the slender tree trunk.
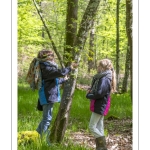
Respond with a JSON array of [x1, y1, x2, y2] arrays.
[[102, 26, 106, 53], [39, 1, 45, 47], [116, 0, 120, 92], [42, 27, 45, 47], [88, 20, 95, 73], [121, 43, 130, 93], [126, 0, 132, 100], [49, 0, 101, 143]]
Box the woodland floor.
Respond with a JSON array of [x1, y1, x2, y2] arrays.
[[68, 119, 132, 150]]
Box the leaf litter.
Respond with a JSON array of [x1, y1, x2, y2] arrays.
[[68, 119, 132, 150]]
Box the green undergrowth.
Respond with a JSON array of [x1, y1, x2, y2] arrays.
[[18, 83, 132, 149]]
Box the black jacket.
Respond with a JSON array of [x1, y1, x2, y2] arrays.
[[39, 62, 71, 104], [86, 75, 111, 115]]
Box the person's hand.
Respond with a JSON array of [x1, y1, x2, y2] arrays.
[[70, 62, 78, 70], [64, 75, 69, 81]]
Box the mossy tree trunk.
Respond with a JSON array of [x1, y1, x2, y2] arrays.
[[126, 0, 132, 101], [116, 0, 120, 92], [88, 20, 95, 73], [50, 0, 101, 143], [121, 43, 130, 93], [63, 0, 78, 65], [50, 0, 78, 143]]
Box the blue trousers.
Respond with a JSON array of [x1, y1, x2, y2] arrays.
[[36, 103, 54, 137]]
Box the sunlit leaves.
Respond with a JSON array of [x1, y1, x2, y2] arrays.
[[18, 0, 45, 47]]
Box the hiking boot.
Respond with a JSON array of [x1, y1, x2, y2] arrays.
[[95, 136, 107, 150]]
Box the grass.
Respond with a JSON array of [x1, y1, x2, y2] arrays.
[[18, 83, 132, 149], [106, 93, 132, 119]]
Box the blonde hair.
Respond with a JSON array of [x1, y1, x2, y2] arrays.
[[98, 59, 116, 93]]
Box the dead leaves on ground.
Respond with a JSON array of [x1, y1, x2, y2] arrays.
[[68, 119, 132, 150]]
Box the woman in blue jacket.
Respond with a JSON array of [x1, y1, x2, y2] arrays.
[[86, 59, 116, 150], [34, 49, 77, 140]]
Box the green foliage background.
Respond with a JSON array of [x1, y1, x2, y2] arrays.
[[18, 0, 128, 86]]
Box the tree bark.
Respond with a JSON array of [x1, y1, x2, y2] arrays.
[[88, 20, 95, 73], [73, 0, 101, 62], [121, 43, 130, 93], [126, 0, 132, 100], [50, 77, 77, 142], [116, 0, 120, 92], [63, 0, 78, 65]]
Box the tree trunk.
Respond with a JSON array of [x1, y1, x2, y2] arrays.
[[126, 0, 132, 100], [49, 0, 101, 143], [88, 20, 95, 73], [121, 43, 130, 93], [50, 0, 78, 143], [63, 0, 78, 65], [50, 77, 77, 142], [116, 0, 120, 92], [73, 0, 101, 62]]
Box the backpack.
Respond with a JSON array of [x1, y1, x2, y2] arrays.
[[26, 58, 42, 90]]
